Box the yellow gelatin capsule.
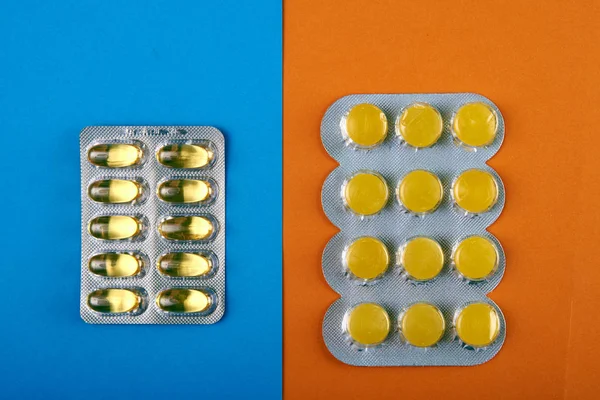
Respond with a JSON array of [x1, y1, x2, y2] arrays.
[[399, 237, 444, 281], [157, 179, 212, 204], [88, 179, 142, 204], [400, 303, 446, 347], [87, 289, 141, 314], [452, 169, 499, 214], [88, 216, 142, 240], [88, 143, 142, 168], [158, 216, 214, 241], [396, 103, 443, 148], [345, 303, 390, 347], [343, 172, 389, 216], [397, 170, 443, 214], [344, 103, 388, 148], [455, 303, 501, 348], [157, 144, 214, 168], [88, 253, 143, 277], [156, 289, 212, 313], [158, 252, 213, 277], [345, 237, 389, 280], [453, 236, 499, 281], [452, 102, 498, 147]]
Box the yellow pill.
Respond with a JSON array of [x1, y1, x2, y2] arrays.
[[158, 216, 214, 241], [396, 102, 443, 148], [455, 303, 501, 348], [399, 237, 444, 281], [88, 216, 142, 240], [452, 169, 499, 214], [397, 170, 443, 214], [452, 102, 498, 147], [87, 289, 142, 314], [157, 179, 213, 204], [158, 252, 213, 277], [400, 303, 445, 347], [345, 237, 389, 280], [157, 144, 214, 168], [453, 236, 499, 281], [344, 103, 388, 148], [88, 143, 142, 168], [345, 303, 390, 347], [88, 253, 143, 277], [156, 289, 212, 313], [88, 179, 143, 204], [343, 172, 389, 216]]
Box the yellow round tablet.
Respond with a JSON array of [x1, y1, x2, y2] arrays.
[[400, 237, 444, 281], [452, 102, 498, 147], [452, 169, 499, 214], [400, 303, 445, 347], [397, 170, 443, 214], [345, 303, 391, 346], [453, 236, 499, 281], [396, 102, 443, 148], [455, 303, 501, 348], [344, 103, 388, 148], [345, 237, 389, 280], [343, 172, 389, 216]]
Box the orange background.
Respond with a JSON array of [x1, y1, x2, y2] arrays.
[[284, 0, 600, 399]]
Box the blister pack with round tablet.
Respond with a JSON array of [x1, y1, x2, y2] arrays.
[[321, 94, 506, 366]]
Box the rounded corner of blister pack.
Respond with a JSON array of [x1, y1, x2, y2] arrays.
[[323, 94, 356, 118], [80, 126, 226, 325], [320, 93, 506, 366], [208, 126, 225, 140], [210, 305, 226, 324], [80, 126, 93, 138], [80, 308, 93, 324]]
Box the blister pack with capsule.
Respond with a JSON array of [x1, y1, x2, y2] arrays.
[[80, 126, 225, 324], [321, 94, 506, 366]]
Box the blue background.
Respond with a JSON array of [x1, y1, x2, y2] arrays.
[[0, 1, 282, 398]]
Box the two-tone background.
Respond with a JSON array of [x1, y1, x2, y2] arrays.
[[1, 0, 599, 399]]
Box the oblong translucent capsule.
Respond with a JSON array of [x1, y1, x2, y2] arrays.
[[158, 216, 214, 241], [158, 252, 213, 277], [87, 288, 142, 314], [88, 253, 143, 277], [156, 288, 212, 313], [88, 179, 143, 204], [157, 144, 214, 168], [88, 143, 142, 168], [157, 179, 213, 204], [88, 216, 142, 240]]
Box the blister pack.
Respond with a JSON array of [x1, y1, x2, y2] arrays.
[[80, 126, 225, 324], [321, 94, 506, 366]]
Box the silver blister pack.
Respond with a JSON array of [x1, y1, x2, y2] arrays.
[[80, 126, 225, 324], [321, 94, 506, 366]]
